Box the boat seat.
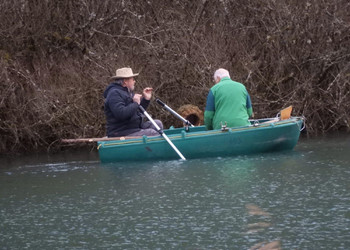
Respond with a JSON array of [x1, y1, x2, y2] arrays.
[[257, 106, 293, 125], [261, 118, 279, 124]]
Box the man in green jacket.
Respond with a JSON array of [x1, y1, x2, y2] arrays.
[[204, 68, 253, 130]]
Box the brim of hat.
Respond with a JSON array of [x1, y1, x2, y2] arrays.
[[111, 73, 139, 79]]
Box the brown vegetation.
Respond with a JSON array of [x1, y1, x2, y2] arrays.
[[0, 0, 349, 154]]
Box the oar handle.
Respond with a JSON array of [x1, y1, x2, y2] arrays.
[[139, 105, 162, 132], [156, 99, 165, 107], [155, 98, 194, 127], [139, 105, 186, 160]]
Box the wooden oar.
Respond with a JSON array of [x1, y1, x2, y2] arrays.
[[139, 105, 186, 160], [61, 136, 145, 143]]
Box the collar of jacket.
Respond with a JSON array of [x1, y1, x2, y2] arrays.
[[219, 77, 231, 83], [113, 82, 132, 93]]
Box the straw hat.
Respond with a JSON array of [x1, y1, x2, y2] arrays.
[[111, 67, 139, 79]]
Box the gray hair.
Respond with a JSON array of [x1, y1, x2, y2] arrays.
[[214, 68, 230, 79]]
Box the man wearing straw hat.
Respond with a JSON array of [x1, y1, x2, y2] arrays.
[[103, 67, 163, 137]]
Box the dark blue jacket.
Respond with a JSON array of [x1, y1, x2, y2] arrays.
[[103, 83, 150, 137]]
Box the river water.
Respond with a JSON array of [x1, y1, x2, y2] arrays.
[[1, 133, 350, 249]]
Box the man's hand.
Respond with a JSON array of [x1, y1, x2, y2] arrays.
[[133, 94, 142, 104], [142, 87, 153, 100]]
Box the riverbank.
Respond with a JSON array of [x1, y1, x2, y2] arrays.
[[0, 0, 349, 154]]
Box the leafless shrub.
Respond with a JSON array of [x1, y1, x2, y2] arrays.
[[0, 0, 349, 153]]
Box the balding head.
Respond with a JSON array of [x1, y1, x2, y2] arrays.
[[213, 68, 230, 83]]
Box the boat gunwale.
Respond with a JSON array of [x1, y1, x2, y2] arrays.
[[98, 117, 304, 148]]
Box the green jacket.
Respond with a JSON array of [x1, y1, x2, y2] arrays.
[[204, 77, 253, 130]]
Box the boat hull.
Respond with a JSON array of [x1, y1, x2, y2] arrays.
[[98, 117, 304, 163]]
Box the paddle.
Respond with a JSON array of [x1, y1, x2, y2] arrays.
[[156, 98, 194, 128], [139, 105, 186, 160], [61, 136, 145, 143]]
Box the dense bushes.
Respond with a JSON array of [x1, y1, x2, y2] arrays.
[[0, 0, 349, 153]]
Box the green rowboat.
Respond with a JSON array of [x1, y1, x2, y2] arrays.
[[97, 117, 304, 163]]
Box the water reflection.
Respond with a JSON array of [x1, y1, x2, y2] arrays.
[[1, 133, 350, 249], [249, 240, 281, 250], [245, 204, 279, 250]]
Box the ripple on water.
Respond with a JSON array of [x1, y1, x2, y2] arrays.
[[1, 135, 350, 249]]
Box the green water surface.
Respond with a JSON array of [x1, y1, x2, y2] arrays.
[[1, 133, 349, 249]]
